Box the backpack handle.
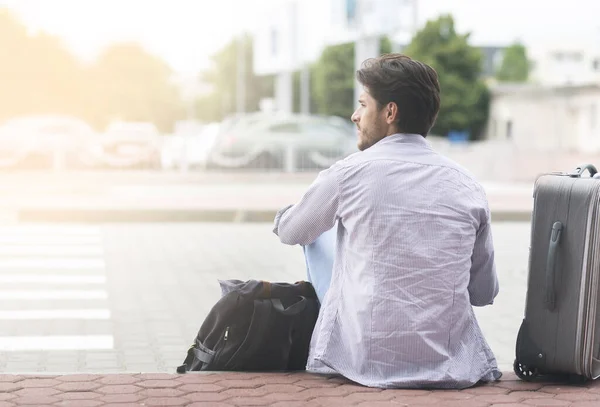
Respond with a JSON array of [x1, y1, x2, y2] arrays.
[[271, 297, 307, 316]]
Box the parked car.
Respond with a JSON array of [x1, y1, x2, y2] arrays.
[[206, 113, 357, 171], [161, 122, 221, 170], [81, 122, 162, 169], [0, 115, 95, 170]]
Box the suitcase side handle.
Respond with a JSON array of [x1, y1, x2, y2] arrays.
[[545, 221, 563, 311], [569, 164, 598, 178]]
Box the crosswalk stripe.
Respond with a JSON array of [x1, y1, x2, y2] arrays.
[[0, 309, 110, 319], [0, 225, 114, 353], [0, 258, 105, 270], [0, 335, 113, 351], [0, 226, 101, 235], [0, 245, 104, 257], [0, 275, 106, 284], [0, 289, 108, 300], [0, 299, 108, 310], [0, 237, 102, 245]]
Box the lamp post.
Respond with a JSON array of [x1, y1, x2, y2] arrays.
[[353, 0, 419, 103], [236, 33, 246, 114]]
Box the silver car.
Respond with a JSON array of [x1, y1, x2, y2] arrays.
[[207, 113, 357, 171]]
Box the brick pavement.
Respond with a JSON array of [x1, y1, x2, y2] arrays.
[[0, 371, 599, 406]]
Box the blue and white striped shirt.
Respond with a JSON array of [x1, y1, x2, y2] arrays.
[[273, 133, 501, 389]]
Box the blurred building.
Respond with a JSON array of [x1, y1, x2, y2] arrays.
[[529, 42, 600, 86], [252, 0, 417, 114], [394, 43, 506, 80], [485, 38, 600, 153], [485, 83, 600, 153]]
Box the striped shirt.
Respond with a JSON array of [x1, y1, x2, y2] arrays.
[[273, 133, 501, 389]]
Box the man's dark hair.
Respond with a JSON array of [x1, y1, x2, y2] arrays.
[[356, 54, 441, 137]]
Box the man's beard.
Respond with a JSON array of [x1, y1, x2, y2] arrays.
[[357, 128, 384, 151]]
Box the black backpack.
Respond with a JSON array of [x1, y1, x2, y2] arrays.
[[177, 279, 320, 373]]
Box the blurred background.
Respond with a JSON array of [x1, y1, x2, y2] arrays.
[[0, 0, 598, 176], [0, 0, 598, 373]]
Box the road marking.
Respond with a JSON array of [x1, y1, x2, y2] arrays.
[[0, 245, 104, 256], [0, 258, 105, 270], [0, 275, 106, 284], [0, 289, 108, 300], [0, 335, 114, 351], [0, 309, 110, 320]]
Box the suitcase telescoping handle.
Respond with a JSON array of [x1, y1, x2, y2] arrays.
[[569, 164, 598, 178], [545, 221, 563, 311]]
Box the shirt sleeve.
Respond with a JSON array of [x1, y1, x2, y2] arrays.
[[468, 208, 499, 307], [273, 165, 341, 246]]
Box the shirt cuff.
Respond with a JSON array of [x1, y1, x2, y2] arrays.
[[272, 204, 293, 236]]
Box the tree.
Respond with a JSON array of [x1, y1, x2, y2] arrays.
[[311, 37, 393, 119], [496, 43, 530, 82], [87, 43, 184, 132], [402, 15, 490, 140], [0, 9, 84, 122], [0, 9, 185, 131], [196, 35, 274, 122], [312, 42, 355, 118]]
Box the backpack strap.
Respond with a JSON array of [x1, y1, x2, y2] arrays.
[[260, 281, 272, 298], [176, 341, 215, 373], [192, 347, 214, 364]]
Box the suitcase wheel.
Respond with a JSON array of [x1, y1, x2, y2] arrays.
[[514, 359, 539, 381]]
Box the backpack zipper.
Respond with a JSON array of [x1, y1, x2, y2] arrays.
[[224, 326, 229, 341]]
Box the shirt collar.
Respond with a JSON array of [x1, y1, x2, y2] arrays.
[[376, 133, 432, 149]]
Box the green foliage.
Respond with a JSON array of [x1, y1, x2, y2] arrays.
[[0, 10, 83, 121], [310, 36, 392, 119], [380, 36, 393, 54], [403, 15, 490, 139], [196, 34, 274, 122], [88, 43, 184, 132], [312, 42, 356, 118], [496, 42, 530, 82]]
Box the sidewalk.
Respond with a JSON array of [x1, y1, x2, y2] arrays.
[[1, 371, 598, 406], [0, 175, 535, 223]]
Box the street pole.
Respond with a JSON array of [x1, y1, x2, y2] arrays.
[[354, 0, 381, 105], [411, 0, 418, 37], [236, 34, 246, 114], [354, 0, 364, 106], [300, 66, 310, 114], [180, 97, 194, 174]]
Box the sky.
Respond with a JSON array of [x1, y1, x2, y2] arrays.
[[1, 0, 599, 76]]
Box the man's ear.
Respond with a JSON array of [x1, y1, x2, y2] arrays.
[[386, 102, 399, 125]]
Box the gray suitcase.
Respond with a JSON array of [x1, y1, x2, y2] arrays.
[[515, 164, 600, 381]]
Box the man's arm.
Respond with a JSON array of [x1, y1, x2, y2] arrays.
[[273, 165, 341, 246], [468, 210, 499, 307]]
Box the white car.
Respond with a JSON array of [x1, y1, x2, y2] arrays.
[[161, 123, 220, 170], [0, 115, 96, 169], [81, 122, 162, 169]]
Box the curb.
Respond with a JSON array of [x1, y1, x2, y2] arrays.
[[15, 208, 533, 223], [0, 371, 598, 407]]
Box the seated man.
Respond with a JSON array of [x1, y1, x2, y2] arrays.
[[273, 54, 501, 389]]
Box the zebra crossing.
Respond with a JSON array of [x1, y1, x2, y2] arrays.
[[0, 225, 113, 355]]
